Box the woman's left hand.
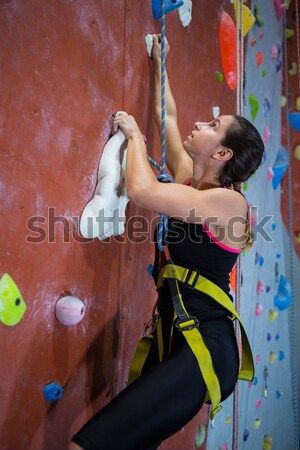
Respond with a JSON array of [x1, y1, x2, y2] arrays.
[[112, 114, 142, 140]]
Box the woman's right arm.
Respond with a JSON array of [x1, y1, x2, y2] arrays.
[[152, 35, 193, 183]]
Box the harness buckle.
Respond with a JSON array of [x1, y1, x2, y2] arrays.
[[175, 315, 200, 332], [185, 268, 201, 289]]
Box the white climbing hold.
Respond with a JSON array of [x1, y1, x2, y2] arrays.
[[80, 111, 129, 240], [145, 34, 154, 58], [178, 0, 192, 27]]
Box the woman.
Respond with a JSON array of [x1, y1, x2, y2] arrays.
[[70, 35, 264, 450]]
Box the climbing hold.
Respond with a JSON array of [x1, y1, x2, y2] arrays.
[[255, 355, 261, 365], [195, 423, 206, 448], [271, 44, 278, 61], [151, 0, 183, 19], [256, 51, 264, 68], [254, 418, 261, 429], [225, 416, 231, 425], [296, 232, 300, 244], [269, 309, 278, 322], [275, 334, 280, 340], [285, 28, 295, 39], [296, 97, 300, 111], [281, 96, 287, 107], [295, 145, 300, 160], [145, 34, 153, 57], [216, 71, 224, 82], [219, 11, 237, 90], [279, 350, 285, 361], [272, 223, 277, 231], [275, 390, 284, 399], [254, 4, 264, 27], [272, 147, 289, 190], [262, 69, 267, 78], [80, 111, 129, 240], [243, 429, 250, 442], [147, 264, 154, 276], [269, 352, 277, 364], [212, 106, 220, 118], [257, 281, 264, 295], [273, 0, 285, 21], [288, 62, 297, 76], [274, 275, 292, 311], [266, 285, 271, 293], [264, 126, 271, 143], [253, 376, 258, 385], [256, 399, 262, 409], [266, 332, 271, 341], [249, 94, 259, 121], [263, 434, 273, 450], [263, 98, 271, 117], [55, 296, 85, 326], [259, 31, 264, 40], [43, 381, 64, 402], [0, 273, 27, 326], [178, 0, 192, 27], [288, 112, 300, 131], [267, 166, 274, 181], [251, 38, 256, 47], [243, 181, 248, 191], [255, 303, 263, 316], [233, 0, 255, 36]]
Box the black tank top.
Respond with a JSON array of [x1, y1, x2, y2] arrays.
[[153, 217, 240, 318]]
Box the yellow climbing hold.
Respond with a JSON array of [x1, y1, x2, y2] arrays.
[[289, 62, 297, 76], [296, 97, 300, 111], [269, 352, 277, 364], [294, 145, 300, 160], [269, 309, 278, 322], [281, 96, 287, 107], [254, 418, 261, 429], [0, 273, 27, 326], [285, 28, 295, 39], [263, 434, 273, 450], [233, 0, 255, 37], [226, 416, 232, 425]]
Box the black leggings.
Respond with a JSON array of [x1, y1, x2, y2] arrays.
[[72, 316, 239, 450]]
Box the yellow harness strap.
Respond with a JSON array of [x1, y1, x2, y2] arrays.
[[128, 251, 254, 420]]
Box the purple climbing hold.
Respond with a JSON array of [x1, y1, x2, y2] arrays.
[[243, 429, 250, 442], [267, 332, 272, 341]]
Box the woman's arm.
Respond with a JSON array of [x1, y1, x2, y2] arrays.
[[113, 115, 247, 228], [152, 35, 193, 183]]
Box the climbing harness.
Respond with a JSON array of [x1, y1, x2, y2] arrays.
[[128, 246, 254, 421]]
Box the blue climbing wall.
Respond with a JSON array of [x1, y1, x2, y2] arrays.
[[207, 1, 296, 450]]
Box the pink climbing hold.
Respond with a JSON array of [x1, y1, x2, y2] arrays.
[[267, 166, 274, 181], [256, 303, 263, 316], [256, 399, 262, 409], [255, 355, 261, 365], [273, 0, 285, 21], [256, 51, 264, 68], [264, 126, 271, 143], [55, 296, 86, 326], [259, 31, 264, 40], [257, 281, 264, 295]]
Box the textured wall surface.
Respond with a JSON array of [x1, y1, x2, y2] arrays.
[[0, 1, 236, 449]]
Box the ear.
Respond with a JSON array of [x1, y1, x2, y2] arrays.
[[211, 147, 233, 161]]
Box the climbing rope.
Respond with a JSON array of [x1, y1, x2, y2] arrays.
[[232, 1, 244, 449], [283, 3, 299, 448], [147, 0, 173, 252]]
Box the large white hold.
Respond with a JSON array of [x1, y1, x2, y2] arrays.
[[55, 296, 85, 326], [80, 111, 129, 240]]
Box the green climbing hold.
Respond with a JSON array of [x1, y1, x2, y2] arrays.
[[0, 273, 27, 326], [243, 181, 248, 191], [195, 423, 206, 448], [262, 70, 267, 78], [249, 94, 259, 121], [254, 4, 264, 27], [216, 71, 224, 82]]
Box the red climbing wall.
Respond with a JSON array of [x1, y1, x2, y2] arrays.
[[0, 1, 235, 449], [281, 0, 300, 258]]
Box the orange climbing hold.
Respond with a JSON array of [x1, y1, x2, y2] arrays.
[[219, 11, 237, 90]]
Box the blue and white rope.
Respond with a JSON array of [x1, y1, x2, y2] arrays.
[[147, 0, 172, 252]]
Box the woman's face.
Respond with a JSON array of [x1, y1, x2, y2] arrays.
[[183, 114, 235, 160]]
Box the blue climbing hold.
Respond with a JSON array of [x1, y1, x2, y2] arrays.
[[272, 147, 289, 190], [253, 376, 258, 386], [43, 381, 64, 402], [274, 275, 292, 311], [279, 351, 285, 361], [289, 112, 300, 131], [152, 0, 184, 19], [147, 264, 154, 276]]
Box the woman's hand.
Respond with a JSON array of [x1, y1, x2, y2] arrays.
[[151, 34, 170, 62], [112, 114, 142, 140]]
